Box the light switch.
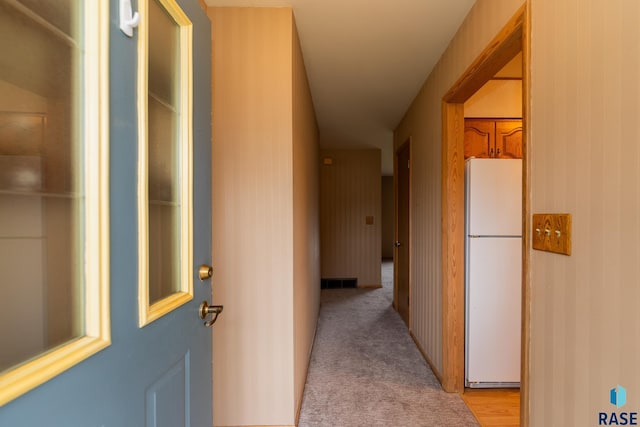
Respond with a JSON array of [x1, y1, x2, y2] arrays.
[[532, 213, 571, 255], [365, 215, 374, 225]]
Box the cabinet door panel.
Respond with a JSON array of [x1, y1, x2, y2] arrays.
[[464, 119, 493, 159], [495, 120, 523, 159]]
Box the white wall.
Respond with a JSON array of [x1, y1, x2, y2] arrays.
[[464, 79, 522, 118]]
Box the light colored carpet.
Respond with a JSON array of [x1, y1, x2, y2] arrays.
[[298, 262, 479, 427]]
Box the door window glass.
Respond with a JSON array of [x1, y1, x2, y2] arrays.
[[0, 0, 109, 405], [138, 0, 193, 326]]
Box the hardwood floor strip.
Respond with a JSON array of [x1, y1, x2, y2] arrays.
[[461, 389, 520, 427]]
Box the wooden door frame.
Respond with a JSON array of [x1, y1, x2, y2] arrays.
[[440, 3, 531, 426], [393, 137, 411, 329]]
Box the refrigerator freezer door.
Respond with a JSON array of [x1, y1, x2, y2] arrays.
[[466, 159, 522, 236], [466, 236, 522, 386]]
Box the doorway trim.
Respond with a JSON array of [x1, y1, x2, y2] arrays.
[[440, 3, 530, 425]]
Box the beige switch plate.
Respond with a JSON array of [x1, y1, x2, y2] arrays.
[[532, 213, 572, 255]]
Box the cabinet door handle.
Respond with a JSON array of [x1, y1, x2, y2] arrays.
[[489, 148, 494, 157], [496, 148, 501, 157]]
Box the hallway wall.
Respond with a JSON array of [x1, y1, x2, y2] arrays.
[[394, 0, 523, 377], [320, 149, 382, 287], [292, 17, 321, 420], [528, 0, 640, 424], [209, 7, 319, 426], [396, 0, 640, 422]]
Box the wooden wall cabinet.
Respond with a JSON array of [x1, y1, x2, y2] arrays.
[[464, 118, 522, 159]]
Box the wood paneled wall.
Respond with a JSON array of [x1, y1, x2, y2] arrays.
[[394, 0, 523, 376], [528, 0, 640, 424], [320, 149, 382, 287], [209, 7, 319, 426]]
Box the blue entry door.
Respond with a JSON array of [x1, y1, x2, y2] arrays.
[[0, 1, 213, 426]]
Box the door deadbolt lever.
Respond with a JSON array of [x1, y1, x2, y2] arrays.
[[198, 264, 213, 281], [199, 301, 223, 327]]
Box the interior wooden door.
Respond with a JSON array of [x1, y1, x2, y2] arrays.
[[395, 142, 410, 327]]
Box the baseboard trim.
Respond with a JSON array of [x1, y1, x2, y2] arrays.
[[409, 331, 445, 387]]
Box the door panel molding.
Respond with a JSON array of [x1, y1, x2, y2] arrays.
[[145, 351, 190, 427]]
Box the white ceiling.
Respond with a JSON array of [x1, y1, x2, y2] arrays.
[[204, 0, 477, 175]]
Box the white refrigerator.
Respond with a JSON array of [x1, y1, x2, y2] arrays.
[[465, 158, 522, 388]]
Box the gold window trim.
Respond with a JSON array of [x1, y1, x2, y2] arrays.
[[137, 0, 193, 327]]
